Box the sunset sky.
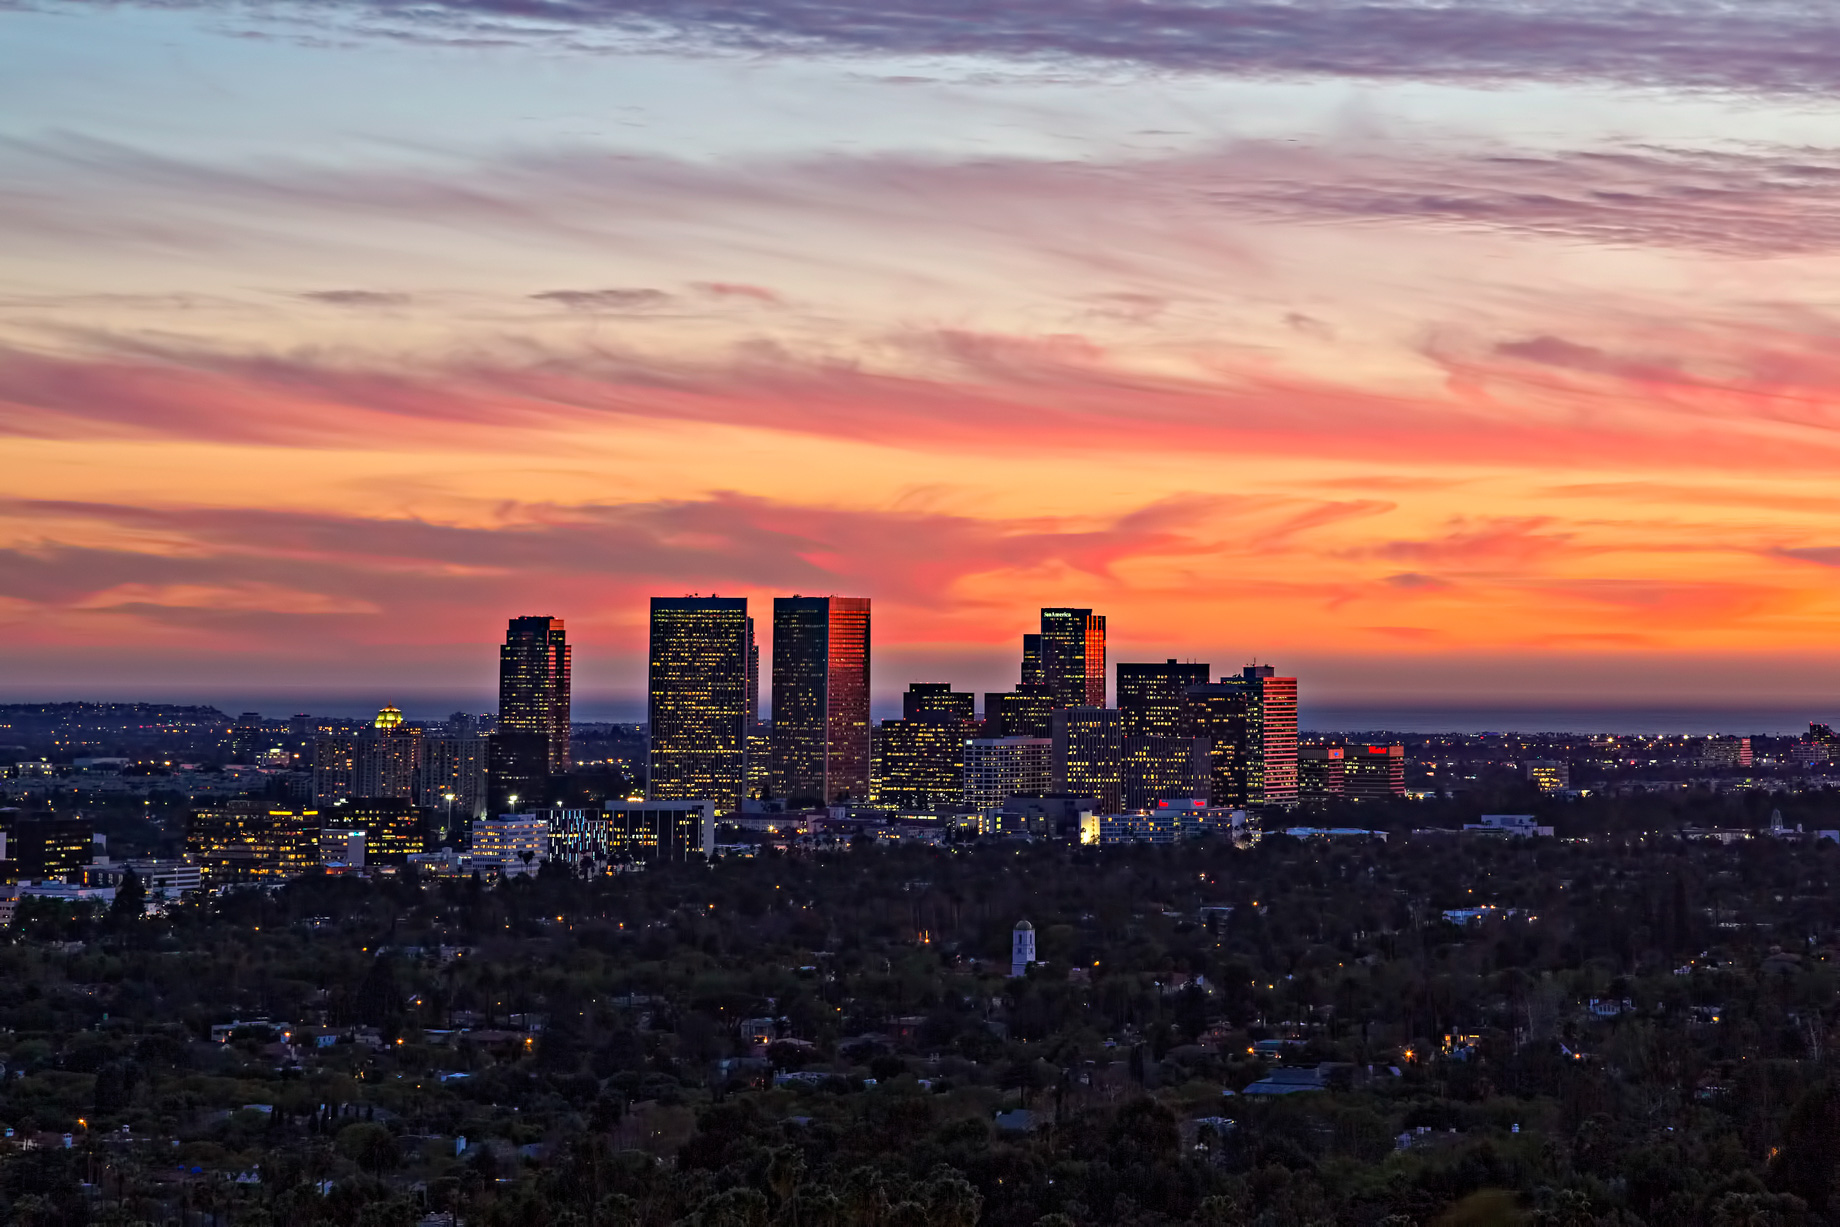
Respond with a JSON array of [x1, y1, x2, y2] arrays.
[[7, 0, 1840, 721]]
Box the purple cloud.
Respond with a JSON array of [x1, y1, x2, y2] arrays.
[[68, 0, 1840, 95], [530, 288, 674, 310]]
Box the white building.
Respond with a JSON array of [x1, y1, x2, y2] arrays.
[[1463, 814, 1554, 837], [124, 859, 203, 896], [1011, 920, 1036, 977], [471, 813, 549, 872]]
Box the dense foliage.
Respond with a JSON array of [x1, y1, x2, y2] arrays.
[[7, 822, 1840, 1225]]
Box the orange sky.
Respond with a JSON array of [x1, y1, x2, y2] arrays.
[[6, 3, 1840, 716]]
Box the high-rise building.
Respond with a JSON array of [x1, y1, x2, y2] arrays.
[[311, 706, 424, 807], [649, 597, 751, 816], [964, 737, 1052, 810], [873, 684, 976, 811], [904, 683, 975, 724], [1183, 680, 1256, 807], [419, 733, 490, 831], [311, 734, 361, 807], [1117, 660, 1211, 738], [1244, 667, 1300, 807], [1298, 745, 1345, 805], [1121, 735, 1209, 809], [1051, 707, 1124, 812], [486, 732, 548, 815], [770, 596, 872, 805], [746, 615, 761, 724], [499, 617, 571, 773], [1039, 608, 1106, 708], [357, 708, 422, 801], [1343, 744, 1405, 799], [1020, 634, 1044, 687], [1181, 667, 1298, 807], [982, 684, 1057, 739], [230, 711, 266, 764]]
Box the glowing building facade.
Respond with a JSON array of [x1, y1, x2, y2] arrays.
[[499, 616, 571, 773], [964, 737, 1052, 810], [1343, 744, 1406, 799], [187, 801, 320, 882], [769, 596, 872, 805], [1039, 608, 1107, 708], [1117, 660, 1211, 738], [1051, 706, 1125, 813], [649, 596, 751, 816], [1121, 735, 1210, 809], [1298, 745, 1346, 804]]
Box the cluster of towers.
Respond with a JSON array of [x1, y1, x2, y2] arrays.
[[643, 598, 1300, 819]]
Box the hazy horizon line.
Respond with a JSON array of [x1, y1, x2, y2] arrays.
[[1, 694, 1831, 737]]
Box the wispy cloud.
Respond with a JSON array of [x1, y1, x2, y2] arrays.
[[78, 0, 1840, 96], [299, 290, 412, 307], [530, 288, 673, 310], [20, 135, 1840, 266]]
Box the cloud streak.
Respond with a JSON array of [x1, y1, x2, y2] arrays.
[[71, 0, 1840, 96], [22, 133, 1840, 263]]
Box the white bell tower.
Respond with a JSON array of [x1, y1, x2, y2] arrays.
[[1011, 919, 1036, 977]]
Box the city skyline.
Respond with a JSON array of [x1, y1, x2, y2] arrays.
[[9, 2, 1840, 715]]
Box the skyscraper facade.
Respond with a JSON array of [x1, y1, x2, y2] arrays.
[[486, 732, 548, 814], [1039, 608, 1106, 708], [1051, 706, 1124, 812], [1117, 659, 1211, 738], [419, 733, 490, 828], [1121, 735, 1210, 809], [1246, 666, 1299, 806], [873, 683, 975, 811], [1183, 680, 1256, 807], [903, 682, 975, 724], [649, 597, 751, 816], [1298, 745, 1345, 804], [770, 596, 872, 805], [982, 684, 1056, 739], [1181, 667, 1299, 807], [964, 737, 1052, 810], [1343, 744, 1406, 799], [873, 719, 968, 810], [499, 616, 571, 773], [1020, 634, 1044, 687]]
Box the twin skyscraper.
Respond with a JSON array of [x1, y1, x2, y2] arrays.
[[649, 595, 871, 815]]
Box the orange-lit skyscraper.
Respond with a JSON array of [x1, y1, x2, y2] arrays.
[[1180, 665, 1299, 807], [649, 597, 751, 816], [770, 596, 872, 805], [1244, 665, 1299, 807], [499, 616, 571, 772], [1039, 608, 1106, 708]]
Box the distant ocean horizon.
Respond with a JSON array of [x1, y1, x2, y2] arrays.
[[4, 693, 1830, 737], [1297, 706, 1829, 736]]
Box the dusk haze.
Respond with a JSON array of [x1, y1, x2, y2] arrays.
[[9, 0, 1840, 726], [10, 3, 1840, 1225]]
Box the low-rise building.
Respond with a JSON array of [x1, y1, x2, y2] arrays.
[[470, 813, 549, 869], [1463, 814, 1554, 837]]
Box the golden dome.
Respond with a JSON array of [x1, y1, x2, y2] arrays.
[[374, 705, 405, 730]]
